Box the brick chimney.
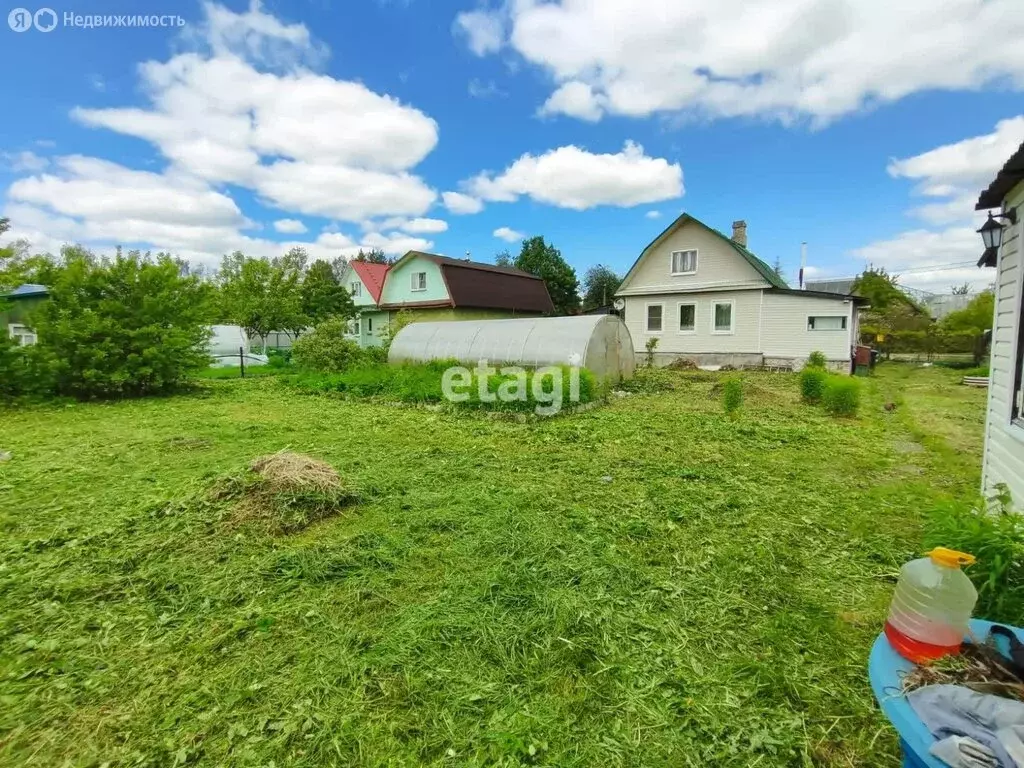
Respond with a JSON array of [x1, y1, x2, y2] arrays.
[[732, 220, 747, 248]]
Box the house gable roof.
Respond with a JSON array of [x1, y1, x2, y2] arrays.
[[976, 141, 1024, 211], [381, 251, 554, 314], [2, 283, 49, 299], [619, 213, 789, 292], [349, 261, 389, 303]]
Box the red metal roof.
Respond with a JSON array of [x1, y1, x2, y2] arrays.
[[350, 261, 389, 303]]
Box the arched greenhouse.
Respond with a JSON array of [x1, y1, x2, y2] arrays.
[[388, 315, 635, 383]]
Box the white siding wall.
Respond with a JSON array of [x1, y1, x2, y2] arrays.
[[761, 292, 854, 363], [622, 290, 762, 355], [982, 182, 1024, 508], [619, 221, 770, 295]]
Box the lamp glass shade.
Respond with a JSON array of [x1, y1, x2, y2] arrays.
[[979, 215, 1003, 250]]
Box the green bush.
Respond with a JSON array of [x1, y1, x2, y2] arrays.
[[722, 377, 743, 415], [961, 365, 990, 378], [807, 350, 827, 369], [292, 320, 364, 373], [362, 345, 389, 365], [24, 253, 212, 399], [0, 330, 54, 400], [266, 349, 292, 369], [822, 376, 861, 417], [645, 337, 659, 368], [924, 485, 1024, 623], [800, 368, 828, 404], [290, 361, 599, 414]]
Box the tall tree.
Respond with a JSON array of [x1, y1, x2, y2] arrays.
[[851, 267, 919, 312], [951, 282, 971, 295], [513, 236, 580, 315], [582, 264, 621, 310], [218, 252, 304, 351], [302, 259, 355, 324], [494, 250, 513, 267], [942, 291, 995, 333], [353, 248, 393, 265]]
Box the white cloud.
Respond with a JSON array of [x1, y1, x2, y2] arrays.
[[400, 217, 449, 234], [0, 2, 446, 269], [493, 226, 525, 242], [461, 1, 1024, 124], [442, 190, 485, 215], [190, 0, 329, 70], [848, 117, 1024, 292], [453, 9, 505, 56], [465, 141, 683, 210], [2, 151, 49, 173], [539, 81, 603, 122], [645, 210, 662, 219], [887, 115, 1024, 223], [468, 78, 507, 99], [273, 218, 307, 233]]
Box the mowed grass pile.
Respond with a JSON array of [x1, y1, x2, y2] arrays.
[[0, 365, 986, 766]]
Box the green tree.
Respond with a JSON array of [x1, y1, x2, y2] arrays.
[[851, 268, 918, 312], [942, 291, 995, 333], [353, 248, 394, 265], [302, 259, 355, 324], [951, 283, 971, 296], [513, 236, 580, 315], [218, 252, 303, 351], [28, 251, 213, 398], [582, 264, 621, 310], [494, 250, 513, 267]]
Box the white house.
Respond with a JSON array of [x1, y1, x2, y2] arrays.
[[615, 214, 866, 371], [976, 142, 1024, 508]]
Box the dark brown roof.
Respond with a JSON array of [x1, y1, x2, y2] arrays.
[[441, 262, 554, 313], [976, 141, 1024, 210], [380, 251, 554, 314]]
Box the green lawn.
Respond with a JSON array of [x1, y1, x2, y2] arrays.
[[0, 364, 987, 767]]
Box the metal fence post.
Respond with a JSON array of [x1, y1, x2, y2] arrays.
[[239, 346, 245, 379]]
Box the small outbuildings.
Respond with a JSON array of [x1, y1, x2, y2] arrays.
[[388, 315, 636, 383]]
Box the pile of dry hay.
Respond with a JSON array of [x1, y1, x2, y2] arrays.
[[213, 451, 357, 534], [901, 637, 1024, 703]]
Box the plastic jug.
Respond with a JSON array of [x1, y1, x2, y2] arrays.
[[884, 547, 978, 663]]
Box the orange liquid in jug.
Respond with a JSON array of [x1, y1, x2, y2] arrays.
[[884, 621, 961, 663]]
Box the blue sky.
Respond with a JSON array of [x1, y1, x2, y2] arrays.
[[2, 0, 1022, 293]]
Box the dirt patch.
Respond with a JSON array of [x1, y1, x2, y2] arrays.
[[212, 451, 357, 534]]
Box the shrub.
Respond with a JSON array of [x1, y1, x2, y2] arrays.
[[961, 365, 990, 378], [644, 337, 659, 367], [266, 349, 292, 369], [822, 376, 861, 417], [722, 377, 743, 415], [292, 319, 364, 373], [924, 485, 1024, 623], [28, 252, 212, 399], [800, 368, 828, 404], [362, 345, 389, 365], [807, 350, 827, 369]]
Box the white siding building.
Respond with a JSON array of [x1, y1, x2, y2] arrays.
[[976, 144, 1024, 508], [616, 214, 865, 370]]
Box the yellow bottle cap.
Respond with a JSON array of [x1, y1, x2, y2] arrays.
[[929, 547, 976, 568]]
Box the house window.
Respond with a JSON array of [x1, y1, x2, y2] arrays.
[[7, 324, 37, 346], [677, 302, 696, 333], [712, 301, 734, 334], [351, 281, 362, 297], [645, 303, 663, 333], [346, 319, 358, 335], [808, 316, 847, 331], [366, 317, 373, 333], [671, 250, 698, 275], [411, 272, 427, 291]]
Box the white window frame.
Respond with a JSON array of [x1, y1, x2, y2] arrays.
[[676, 301, 697, 334], [411, 271, 427, 291], [711, 300, 735, 335], [351, 281, 362, 297], [670, 249, 698, 276], [7, 323, 37, 346], [807, 315, 848, 332], [645, 302, 664, 334]]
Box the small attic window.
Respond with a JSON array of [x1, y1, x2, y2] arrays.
[[671, 250, 697, 275], [351, 281, 362, 297]]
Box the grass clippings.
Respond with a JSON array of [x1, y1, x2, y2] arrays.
[[216, 451, 357, 534], [902, 638, 1024, 702], [0, 364, 989, 766]]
